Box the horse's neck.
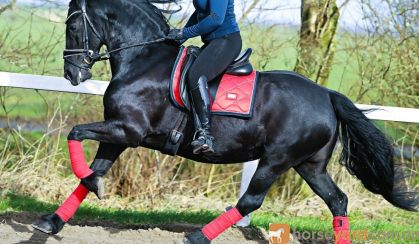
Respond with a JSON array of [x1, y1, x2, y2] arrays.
[[108, 43, 179, 83]]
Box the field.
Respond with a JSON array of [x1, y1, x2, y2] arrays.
[[0, 5, 418, 244]]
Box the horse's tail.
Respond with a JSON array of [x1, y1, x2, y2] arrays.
[[329, 90, 417, 211]]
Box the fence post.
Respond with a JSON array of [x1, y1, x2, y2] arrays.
[[236, 160, 258, 227]]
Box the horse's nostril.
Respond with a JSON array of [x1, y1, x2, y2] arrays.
[[64, 71, 72, 81]]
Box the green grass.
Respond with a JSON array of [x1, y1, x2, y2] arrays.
[[0, 88, 81, 120], [1, 192, 417, 233], [0, 8, 65, 75]]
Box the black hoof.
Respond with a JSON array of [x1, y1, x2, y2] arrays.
[[184, 230, 211, 244], [32, 213, 65, 235], [81, 171, 105, 200]]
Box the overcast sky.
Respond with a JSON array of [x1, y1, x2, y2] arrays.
[[5, 0, 378, 30]]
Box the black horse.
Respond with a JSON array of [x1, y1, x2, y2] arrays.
[[34, 0, 416, 243]]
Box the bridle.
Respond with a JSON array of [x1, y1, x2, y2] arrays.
[[63, 0, 166, 71]]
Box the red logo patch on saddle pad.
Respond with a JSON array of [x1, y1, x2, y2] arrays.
[[169, 47, 259, 118]]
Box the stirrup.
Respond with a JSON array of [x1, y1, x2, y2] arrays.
[[191, 129, 214, 154]]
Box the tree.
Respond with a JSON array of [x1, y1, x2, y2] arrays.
[[0, 0, 16, 16], [295, 0, 340, 86]]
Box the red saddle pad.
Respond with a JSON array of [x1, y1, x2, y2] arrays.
[[170, 47, 259, 118]]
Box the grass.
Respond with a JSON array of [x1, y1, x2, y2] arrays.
[[1, 192, 417, 233], [0, 89, 82, 120], [0, 8, 65, 75]]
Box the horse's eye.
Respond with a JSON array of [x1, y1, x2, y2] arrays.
[[69, 25, 77, 31]]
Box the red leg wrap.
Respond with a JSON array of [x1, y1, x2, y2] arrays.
[[56, 184, 89, 222], [202, 207, 243, 240], [68, 140, 93, 179], [333, 216, 350, 244]]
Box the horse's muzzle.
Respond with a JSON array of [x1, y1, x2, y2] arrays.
[[64, 69, 92, 86]]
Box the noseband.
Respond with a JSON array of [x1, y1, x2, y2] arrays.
[[63, 0, 166, 71]]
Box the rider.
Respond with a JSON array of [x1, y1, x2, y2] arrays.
[[166, 0, 242, 155]]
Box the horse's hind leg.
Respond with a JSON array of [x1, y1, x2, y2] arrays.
[[295, 159, 350, 244], [186, 154, 293, 243], [32, 142, 126, 234]]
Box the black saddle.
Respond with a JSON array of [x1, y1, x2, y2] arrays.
[[226, 48, 253, 76], [178, 46, 253, 110]]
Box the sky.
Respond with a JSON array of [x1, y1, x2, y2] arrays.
[[3, 0, 378, 30]]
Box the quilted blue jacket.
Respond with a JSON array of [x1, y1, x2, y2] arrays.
[[183, 0, 240, 41]]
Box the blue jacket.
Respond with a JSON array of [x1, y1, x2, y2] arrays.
[[183, 0, 240, 42]]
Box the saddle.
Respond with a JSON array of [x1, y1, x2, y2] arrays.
[[164, 46, 259, 156], [170, 46, 259, 118]]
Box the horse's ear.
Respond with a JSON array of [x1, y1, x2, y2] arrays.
[[68, 0, 79, 8]]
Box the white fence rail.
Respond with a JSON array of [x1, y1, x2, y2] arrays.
[[1, 71, 418, 226], [0, 72, 108, 95], [2, 72, 418, 123]]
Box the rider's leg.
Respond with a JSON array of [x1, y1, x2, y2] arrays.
[[187, 32, 242, 154], [189, 76, 214, 154]]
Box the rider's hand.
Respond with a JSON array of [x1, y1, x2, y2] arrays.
[[166, 29, 186, 45]]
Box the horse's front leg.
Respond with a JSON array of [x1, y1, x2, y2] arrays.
[[66, 120, 140, 179], [32, 120, 133, 234], [32, 142, 126, 234]]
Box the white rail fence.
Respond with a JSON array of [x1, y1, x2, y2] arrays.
[[2, 72, 418, 123], [1, 71, 419, 226]]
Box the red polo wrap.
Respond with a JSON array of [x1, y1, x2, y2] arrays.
[[202, 207, 243, 240], [333, 216, 350, 244], [55, 184, 89, 222], [68, 140, 93, 179]]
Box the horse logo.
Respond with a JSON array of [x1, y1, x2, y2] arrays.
[[269, 223, 290, 244]]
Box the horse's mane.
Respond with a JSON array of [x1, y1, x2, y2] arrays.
[[129, 0, 181, 31], [69, 0, 179, 35], [140, 0, 181, 14]]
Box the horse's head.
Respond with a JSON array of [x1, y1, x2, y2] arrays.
[[63, 0, 177, 86], [64, 0, 104, 86]]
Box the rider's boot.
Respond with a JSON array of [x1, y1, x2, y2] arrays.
[[190, 76, 215, 155]]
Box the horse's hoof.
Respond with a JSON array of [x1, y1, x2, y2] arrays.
[[184, 230, 211, 244], [32, 213, 65, 235], [81, 172, 105, 200]]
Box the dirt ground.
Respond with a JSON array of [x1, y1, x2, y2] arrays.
[[0, 212, 301, 244]]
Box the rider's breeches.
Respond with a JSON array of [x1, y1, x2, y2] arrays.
[[187, 31, 242, 89]]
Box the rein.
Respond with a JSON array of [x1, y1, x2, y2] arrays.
[[63, 0, 166, 70]]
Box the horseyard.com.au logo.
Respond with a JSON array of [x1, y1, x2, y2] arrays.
[[269, 223, 419, 243], [269, 223, 290, 244]]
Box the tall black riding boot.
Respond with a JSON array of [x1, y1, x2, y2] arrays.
[[190, 76, 215, 154]]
